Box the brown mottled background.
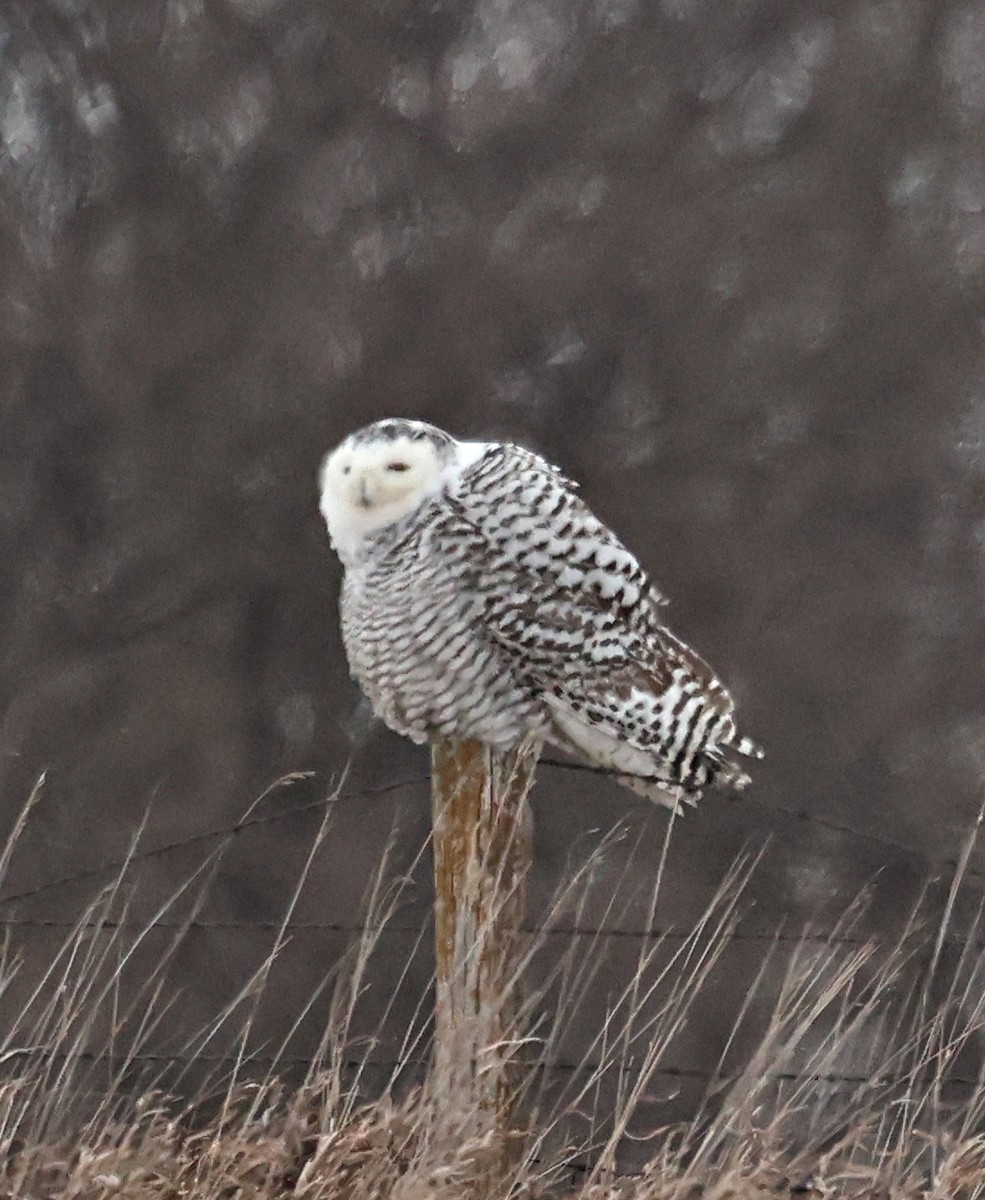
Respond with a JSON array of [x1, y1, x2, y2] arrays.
[[2, 0, 985, 1141]]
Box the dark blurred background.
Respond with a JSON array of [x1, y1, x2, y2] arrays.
[[2, 0, 985, 1135]]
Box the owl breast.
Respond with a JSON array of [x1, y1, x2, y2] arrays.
[[339, 512, 543, 749]]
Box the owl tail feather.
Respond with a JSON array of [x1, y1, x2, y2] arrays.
[[733, 734, 765, 760], [627, 733, 763, 812], [698, 731, 764, 792]]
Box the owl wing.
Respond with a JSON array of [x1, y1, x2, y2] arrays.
[[448, 444, 759, 798]]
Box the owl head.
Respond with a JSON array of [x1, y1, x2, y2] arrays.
[[319, 419, 459, 562]]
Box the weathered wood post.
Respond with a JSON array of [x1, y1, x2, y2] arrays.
[[429, 736, 540, 1170]]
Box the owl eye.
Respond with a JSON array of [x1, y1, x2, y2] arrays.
[[342, 466, 351, 475], [387, 462, 410, 472]]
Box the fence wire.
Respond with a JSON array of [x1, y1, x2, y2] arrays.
[[0, 758, 976, 911]]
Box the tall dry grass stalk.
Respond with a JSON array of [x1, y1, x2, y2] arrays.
[[0, 776, 983, 1198]]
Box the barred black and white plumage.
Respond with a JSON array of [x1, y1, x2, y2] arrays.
[[319, 418, 762, 812]]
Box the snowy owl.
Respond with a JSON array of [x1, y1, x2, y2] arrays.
[[319, 418, 762, 811]]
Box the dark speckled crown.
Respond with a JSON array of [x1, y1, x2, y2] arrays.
[[348, 418, 455, 454]]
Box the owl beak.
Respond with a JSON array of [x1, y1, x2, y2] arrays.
[[356, 477, 373, 509]]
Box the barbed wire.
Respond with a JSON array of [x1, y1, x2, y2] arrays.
[[0, 772, 417, 907], [0, 757, 977, 910], [0, 914, 875, 942], [4, 913, 985, 951], [1, 1045, 983, 1090], [544, 759, 974, 870]]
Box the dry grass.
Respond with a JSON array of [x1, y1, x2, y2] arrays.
[[0, 778, 984, 1199]]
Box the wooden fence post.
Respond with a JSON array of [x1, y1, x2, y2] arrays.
[[429, 736, 540, 1171]]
